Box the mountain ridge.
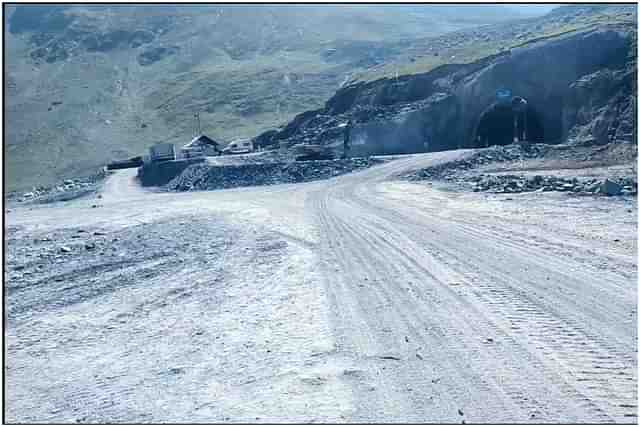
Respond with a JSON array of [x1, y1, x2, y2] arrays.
[[6, 4, 553, 191]]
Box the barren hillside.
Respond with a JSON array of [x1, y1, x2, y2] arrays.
[[4, 4, 539, 192]]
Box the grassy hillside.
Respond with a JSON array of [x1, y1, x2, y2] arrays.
[[4, 4, 543, 191], [349, 4, 637, 83]]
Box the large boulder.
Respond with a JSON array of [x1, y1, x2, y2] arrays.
[[598, 178, 623, 196]]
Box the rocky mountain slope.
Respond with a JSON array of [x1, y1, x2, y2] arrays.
[[4, 4, 541, 192], [256, 5, 636, 157]]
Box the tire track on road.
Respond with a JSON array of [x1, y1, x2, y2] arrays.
[[310, 157, 636, 423]]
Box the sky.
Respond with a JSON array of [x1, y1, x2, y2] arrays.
[[504, 4, 564, 16]]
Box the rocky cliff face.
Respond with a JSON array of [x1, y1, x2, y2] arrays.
[[258, 20, 636, 157], [563, 58, 636, 146]]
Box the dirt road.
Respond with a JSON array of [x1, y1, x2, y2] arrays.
[[5, 151, 637, 423]]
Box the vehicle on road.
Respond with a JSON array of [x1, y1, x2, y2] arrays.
[[222, 138, 253, 155]]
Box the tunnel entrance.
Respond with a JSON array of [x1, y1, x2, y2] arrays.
[[473, 98, 544, 147]]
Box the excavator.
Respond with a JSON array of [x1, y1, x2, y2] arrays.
[[293, 120, 352, 161], [293, 144, 334, 161]]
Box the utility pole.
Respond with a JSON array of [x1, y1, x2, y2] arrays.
[[523, 106, 528, 142], [343, 120, 353, 159], [194, 112, 201, 137]]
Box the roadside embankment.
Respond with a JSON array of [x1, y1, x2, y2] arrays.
[[5, 169, 109, 205], [166, 157, 384, 192], [402, 143, 638, 196], [137, 158, 206, 187]]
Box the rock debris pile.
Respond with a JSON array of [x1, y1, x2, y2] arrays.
[[6, 170, 108, 204], [167, 158, 383, 192], [468, 175, 636, 195], [404, 144, 637, 196], [406, 144, 550, 181]]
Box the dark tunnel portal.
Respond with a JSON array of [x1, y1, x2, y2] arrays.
[[474, 102, 544, 147]]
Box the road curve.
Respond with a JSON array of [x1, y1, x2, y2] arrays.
[[307, 152, 637, 423], [5, 151, 637, 423]]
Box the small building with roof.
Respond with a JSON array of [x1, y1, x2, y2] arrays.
[[181, 134, 222, 158]]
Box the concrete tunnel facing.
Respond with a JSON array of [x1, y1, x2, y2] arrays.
[[472, 97, 546, 147]]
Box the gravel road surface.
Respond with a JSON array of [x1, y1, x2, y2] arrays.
[[5, 151, 637, 423]]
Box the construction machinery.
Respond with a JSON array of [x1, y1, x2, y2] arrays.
[[293, 144, 334, 161]]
